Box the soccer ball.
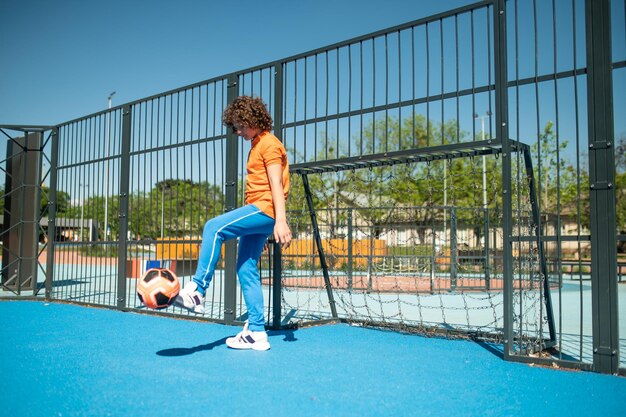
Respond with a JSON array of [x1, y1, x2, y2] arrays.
[[136, 268, 180, 309]]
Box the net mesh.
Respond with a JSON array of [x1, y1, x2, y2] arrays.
[[510, 152, 554, 354], [279, 149, 552, 347]]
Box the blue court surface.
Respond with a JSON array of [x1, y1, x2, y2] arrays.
[[1, 301, 624, 417]]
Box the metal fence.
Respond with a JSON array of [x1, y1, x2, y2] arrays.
[[1, 0, 623, 375]]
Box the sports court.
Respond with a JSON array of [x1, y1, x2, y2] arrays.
[[1, 1, 626, 415], [1, 300, 624, 417]]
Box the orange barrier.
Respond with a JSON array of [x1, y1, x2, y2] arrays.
[[282, 238, 387, 267], [155, 238, 201, 259], [150, 237, 386, 270]]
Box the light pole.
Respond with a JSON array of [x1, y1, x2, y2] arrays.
[[108, 91, 116, 109], [474, 111, 492, 209], [104, 91, 116, 241]]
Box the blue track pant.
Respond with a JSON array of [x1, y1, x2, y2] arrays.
[[192, 205, 274, 332]]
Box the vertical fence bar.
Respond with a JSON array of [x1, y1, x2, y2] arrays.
[[515, 0, 526, 354], [484, 207, 490, 290], [272, 61, 285, 327], [223, 74, 239, 324], [116, 105, 132, 309], [274, 62, 284, 157], [271, 241, 282, 329], [450, 207, 457, 290], [571, 0, 586, 364], [585, 0, 619, 374], [16, 132, 30, 294], [493, 0, 513, 357], [551, 3, 564, 357], [45, 128, 59, 300], [24, 132, 40, 292], [347, 208, 353, 290], [33, 132, 45, 293]]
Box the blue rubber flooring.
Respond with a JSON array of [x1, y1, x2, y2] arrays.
[[1, 300, 624, 417]]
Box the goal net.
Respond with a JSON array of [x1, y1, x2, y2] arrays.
[[276, 141, 554, 350]]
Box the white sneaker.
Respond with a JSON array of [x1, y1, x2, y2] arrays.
[[173, 281, 205, 314], [226, 322, 270, 351]]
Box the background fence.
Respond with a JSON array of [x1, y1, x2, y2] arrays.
[[1, 0, 624, 375]]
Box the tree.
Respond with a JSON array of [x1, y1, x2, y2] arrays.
[[287, 113, 601, 253], [287, 113, 498, 241], [136, 179, 225, 239], [529, 121, 594, 233], [40, 186, 70, 215], [533, 121, 577, 216], [615, 134, 626, 252], [52, 179, 226, 241]]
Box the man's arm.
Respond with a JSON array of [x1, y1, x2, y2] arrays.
[[266, 163, 292, 248]]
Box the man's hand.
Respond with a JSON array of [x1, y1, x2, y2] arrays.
[[273, 220, 292, 249]]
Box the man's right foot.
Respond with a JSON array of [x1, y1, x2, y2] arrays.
[[173, 281, 205, 314], [226, 322, 271, 351]]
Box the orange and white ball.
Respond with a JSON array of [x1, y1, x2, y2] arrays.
[[136, 268, 180, 309]]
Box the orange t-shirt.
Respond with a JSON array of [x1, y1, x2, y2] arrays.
[[245, 131, 290, 219]]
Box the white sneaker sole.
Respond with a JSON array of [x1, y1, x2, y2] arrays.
[[172, 294, 205, 314], [226, 337, 270, 351]]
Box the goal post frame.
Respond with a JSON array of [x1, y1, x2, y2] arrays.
[[271, 138, 557, 354]]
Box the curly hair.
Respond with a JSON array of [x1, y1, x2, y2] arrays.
[[222, 96, 273, 132]]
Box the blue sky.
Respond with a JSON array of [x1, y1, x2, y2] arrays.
[[1, 0, 478, 126], [1, 0, 624, 176]]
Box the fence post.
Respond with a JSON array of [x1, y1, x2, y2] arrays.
[[272, 241, 282, 328], [493, 0, 513, 358], [45, 128, 59, 300], [116, 105, 132, 309], [32, 132, 46, 293], [270, 62, 285, 327], [223, 73, 239, 324], [585, 0, 619, 374], [16, 132, 27, 295], [19, 132, 42, 294]]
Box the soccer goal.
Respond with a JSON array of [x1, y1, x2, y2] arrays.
[[269, 138, 556, 354]]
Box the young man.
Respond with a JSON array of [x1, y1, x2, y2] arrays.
[[174, 96, 291, 351]]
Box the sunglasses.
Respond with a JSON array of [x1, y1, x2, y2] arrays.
[[231, 125, 244, 133]]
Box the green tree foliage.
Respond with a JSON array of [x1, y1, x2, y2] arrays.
[[0, 185, 70, 217], [530, 121, 595, 231], [57, 179, 225, 241], [615, 135, 626, 251], [129, 179, 225, 239], [287, 112, 623, 248], [39, 186, 71, 215], [288, 113, 502, 240]]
